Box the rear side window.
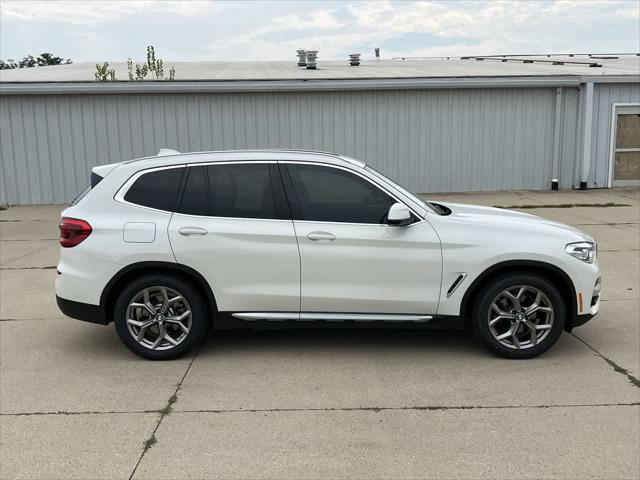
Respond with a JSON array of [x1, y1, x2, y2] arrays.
[[124, 167, 184, 212], [178, 163, 288, 219]]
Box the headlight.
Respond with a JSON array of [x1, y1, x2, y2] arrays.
[[565, 241, 596, 263]]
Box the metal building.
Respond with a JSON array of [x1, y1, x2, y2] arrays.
[[1, 55, 639, 205]]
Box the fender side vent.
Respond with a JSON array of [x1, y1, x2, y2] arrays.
[[447, 273, 467, 297]]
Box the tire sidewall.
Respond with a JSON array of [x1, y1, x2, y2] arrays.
[[114, 275, 207, 360], [472, 273, 566, 359]]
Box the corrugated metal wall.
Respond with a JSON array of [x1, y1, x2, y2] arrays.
[[588, 83, 640, 187], [1, 87, 583, 204]]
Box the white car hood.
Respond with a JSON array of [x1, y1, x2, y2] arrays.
[[434, 202, 594, 243]]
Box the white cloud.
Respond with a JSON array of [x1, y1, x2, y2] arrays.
[[0, 0, 216, 25], [2, 0, 150, 24], [1, 0, 638, 61]]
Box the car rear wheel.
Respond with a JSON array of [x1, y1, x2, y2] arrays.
[[471, 273, 566, 359], [114, 274, 207, 360]]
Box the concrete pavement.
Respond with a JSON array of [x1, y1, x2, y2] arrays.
[[1, 188, 639, 479]]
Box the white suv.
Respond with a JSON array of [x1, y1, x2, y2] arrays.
[[56, 149, 601, 360]]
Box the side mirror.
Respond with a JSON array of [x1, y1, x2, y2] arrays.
[[387, 202, 413, 226]]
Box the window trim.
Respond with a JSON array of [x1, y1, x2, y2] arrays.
[[279, 160, 424, 226], [114, 164, 186, 213], [115, 160, 425, 226]]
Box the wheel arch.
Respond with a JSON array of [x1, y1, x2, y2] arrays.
[[100, 261, 218, 324], [459, 260, 577, 332]]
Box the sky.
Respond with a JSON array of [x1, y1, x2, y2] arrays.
[[1, 0, 639, 63]]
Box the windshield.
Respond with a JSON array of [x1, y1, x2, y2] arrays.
[[364, 166, 442, 215]]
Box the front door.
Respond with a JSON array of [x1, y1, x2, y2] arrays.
[[280, 162, 442, 315], [168, 162, 300, 313]]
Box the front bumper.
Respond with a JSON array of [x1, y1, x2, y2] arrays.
[[573, 298, 600, 328], [570, 276, 601, 329], [56, 296, 108, 325]]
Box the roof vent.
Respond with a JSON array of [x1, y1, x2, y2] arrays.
[[306, 50, 318, 69], [296, 49, 306, 67], [374, 48, 380, 58], [157, 148, 180, 156], [349, 53, 361, 66]]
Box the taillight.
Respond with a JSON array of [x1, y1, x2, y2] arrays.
[[59, 217, 92, 248]]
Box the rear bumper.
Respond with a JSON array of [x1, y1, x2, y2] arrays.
[[56, 296, 108, 325]]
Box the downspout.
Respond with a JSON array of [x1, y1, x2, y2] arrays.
[[551, 87, 563, 190], [580, 81, 594, 190]]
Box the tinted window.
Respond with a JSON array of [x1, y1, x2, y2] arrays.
[[284, 164, 396, 224], [179, 166, 209, 216], [124, 167, 184, 211], [179, 163, 283, 219]]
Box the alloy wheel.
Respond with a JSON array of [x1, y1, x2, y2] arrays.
[[126, 286, 192, 351], [487, 285, 554, 350]]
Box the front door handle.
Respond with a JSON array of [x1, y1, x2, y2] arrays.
[[307, 231, 336, 242], [178, 226, 208, 236]]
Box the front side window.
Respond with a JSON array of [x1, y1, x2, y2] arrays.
[[124, 167, 184, 211], [178, 163, 285, 219], [283, 164, 397, 224]]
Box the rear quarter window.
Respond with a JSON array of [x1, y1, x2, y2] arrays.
[[124, 167, 185, 212]]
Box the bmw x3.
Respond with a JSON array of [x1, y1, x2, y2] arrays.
[[56, 149, 601, 360]]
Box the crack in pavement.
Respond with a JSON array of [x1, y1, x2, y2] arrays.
[[572, 333, 640, 388], [3, 401, 638, 417], [170, 402, 640, 414], [1, 410, 158, 416], [496, 202, 632, 209], [0, 219, 51, 223], [1, 238, 58, 242], [0, 266, 56, 270], [128, 348, 199, 480], [597, 249, 640, 253], [568, 222, 639, 227], [0, 317, 68, 322]]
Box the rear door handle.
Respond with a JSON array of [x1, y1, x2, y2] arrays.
[[178, 226, 208, 236], [307, 231, 336, 242]]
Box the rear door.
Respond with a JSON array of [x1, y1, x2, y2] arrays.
[[168, 162, 300, 313], [280, 162, 442, 315]]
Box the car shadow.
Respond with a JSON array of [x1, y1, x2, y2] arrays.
[[197, 326, 486, 358], [58, 320, 487, 361]]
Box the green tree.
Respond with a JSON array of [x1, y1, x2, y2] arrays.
[[0, 53, 72, 69], [36, 53, 72, 66], [124, 46, 175, 81]]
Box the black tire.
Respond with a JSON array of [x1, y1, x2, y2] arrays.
[[471, 273, 566, 359], [114, 274, 207, 360]]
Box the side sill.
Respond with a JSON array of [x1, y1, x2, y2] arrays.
[[56, 296, 108, 325], [217, 313, 463, 331], [232, 312, 434, 322]]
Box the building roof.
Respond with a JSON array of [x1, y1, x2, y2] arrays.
[[1, 55, 638, 94]]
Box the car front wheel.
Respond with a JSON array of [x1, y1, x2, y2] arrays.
[[471, 273, 566, 359], [114, 274, 207, 360]]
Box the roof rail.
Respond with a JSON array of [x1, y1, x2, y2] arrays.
[[123, 148, 364, 166]]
